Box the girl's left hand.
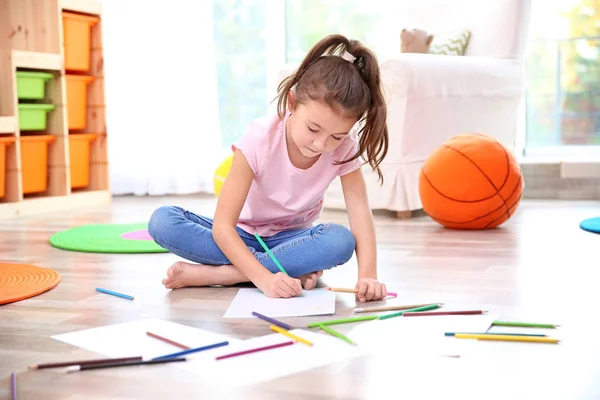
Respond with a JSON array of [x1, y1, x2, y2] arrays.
[[355, 278, 388, 302]]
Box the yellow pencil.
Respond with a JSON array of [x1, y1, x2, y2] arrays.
[[454, 333, 560, 344], [270, 325, 313, 346]]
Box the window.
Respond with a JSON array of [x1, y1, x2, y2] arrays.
[[285, 0, 388, 64], [212, 0, 269, 148], [525, 0, 599, 151]]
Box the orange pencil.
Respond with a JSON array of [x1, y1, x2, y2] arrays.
[[326, 287, 397, 297]]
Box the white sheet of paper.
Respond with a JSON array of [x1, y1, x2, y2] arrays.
[[223, 288, 336, 318], [176, 329, 366, 386], [51, 318, 239, 359], [348, 314, 498, 357]]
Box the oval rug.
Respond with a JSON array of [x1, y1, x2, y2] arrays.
[[49, 223, 168, 253], [0, 263, 61, 305]]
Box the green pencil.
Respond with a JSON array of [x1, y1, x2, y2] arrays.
[[492, 321, 559, 329], [254, 233, 288, 275], [318, 324, 356, 345], [379, 304, 441, 320], [307, 315, 378, 328]]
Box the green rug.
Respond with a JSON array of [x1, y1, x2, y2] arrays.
[[49, 223, 168, 253]]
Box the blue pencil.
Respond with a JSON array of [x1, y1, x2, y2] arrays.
[[253, 233, 288, 275], [152, 341, 230, 361], [96, 287, 134, 300]]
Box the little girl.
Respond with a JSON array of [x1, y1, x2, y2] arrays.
[[148, 34, 389, 302]]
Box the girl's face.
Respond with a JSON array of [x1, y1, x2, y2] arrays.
[[286, 92, 357, 159]]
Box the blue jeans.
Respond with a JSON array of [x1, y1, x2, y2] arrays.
[[147, 206, 356, 277]]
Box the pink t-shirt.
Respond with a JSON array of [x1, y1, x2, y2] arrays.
[[232, 112, 362, 237]]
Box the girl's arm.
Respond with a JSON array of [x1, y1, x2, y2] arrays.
[[212, 150, 302, 298], [340, 168, 388, 302]]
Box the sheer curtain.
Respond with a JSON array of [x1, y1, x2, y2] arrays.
[[101, 0, 223, 196]]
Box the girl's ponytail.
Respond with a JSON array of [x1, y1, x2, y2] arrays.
[[346, 41, 389, 183], [276, 34, 389, 183]]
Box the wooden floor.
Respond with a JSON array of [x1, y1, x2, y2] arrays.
[[1, 195, 600, 399]]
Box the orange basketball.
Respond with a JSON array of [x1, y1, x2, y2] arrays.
[[418, 133, 523, 229]]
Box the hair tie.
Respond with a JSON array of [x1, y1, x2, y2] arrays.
[[341, 50, 356, 64]]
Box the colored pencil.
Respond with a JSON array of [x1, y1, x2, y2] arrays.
[[67, 357, 186, 372], [379, 304, 441, 320], [354, 303, 443, 313], [252, 311, 293, 330], [307, 315, 378, 328], [28, 356, 143, 370], [403, 310, 485, 317], [453, 333, 560, 344], [146, 332, 190, 350], [216, 340, 295, 360], [270, 325, 313, 346], [318, 324, 356, 345], [445, 332, 547, 337], [253, 233, 288, 275], [10, 372, 16, 400], [95, 287, 134, 300], [152, 341, 229, 360], [326, 287, 398, 297], [492, 321, 559, 329]]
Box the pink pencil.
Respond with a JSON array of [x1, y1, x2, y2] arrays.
[[403, 310, 485, 317], [215, 341, 295, 360]]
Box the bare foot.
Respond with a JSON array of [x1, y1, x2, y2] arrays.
[[299, 270, 323, 290], [162, 261, 248, 289]]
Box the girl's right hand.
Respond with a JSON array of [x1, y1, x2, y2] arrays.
[[260, 272, 303, 298]]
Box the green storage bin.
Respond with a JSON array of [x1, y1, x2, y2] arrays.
[[18, 104, 56, 131], [16, 71, 54, 100]]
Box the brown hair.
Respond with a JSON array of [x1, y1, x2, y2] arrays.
[[276, 34, 389, 183]]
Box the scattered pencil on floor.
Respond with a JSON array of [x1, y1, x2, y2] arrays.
[[146, 332, 190, 350], [95, 287, 134, 300], [403, 310, 486, 317], [28, 356, 143, 370], [445, 332, 547, 337], [318, 324, 356, 345], [307, 315, 378, 328], [153, 341, 229, 361], [453, 333, 560, 344], [491, 321, 559, 329], [270, 325, 313, 346], [252, 311, 293, 330], [216, 341, 295, 360], [354, 303, 443, 313], [67, 357, 186, 372], [326, 287, 398, 298], [379, 304, 441, 320], [11, 372, 17, 400]]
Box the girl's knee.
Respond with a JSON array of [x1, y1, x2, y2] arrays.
[[324, 224, 356, 264], [148, 205, 181, 239]]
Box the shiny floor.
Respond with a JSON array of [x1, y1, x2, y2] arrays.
[[1, 195, 599, 399]]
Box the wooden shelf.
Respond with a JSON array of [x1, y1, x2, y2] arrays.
[[0, 190, 111, 218], [59, 0, 102, 15], [0, 117, 17, 134], [0, 0, 110, 218], [12, 50, 63, 70]]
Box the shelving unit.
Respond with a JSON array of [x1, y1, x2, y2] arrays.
[[0, 0, 110, 218]]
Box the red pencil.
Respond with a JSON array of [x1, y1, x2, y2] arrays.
[[146, 332, 190, 350], [403, 310, 485, 317], [215, 341, 295, 360]]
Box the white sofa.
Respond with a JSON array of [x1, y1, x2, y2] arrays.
[[278, 0, 532, 215]]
